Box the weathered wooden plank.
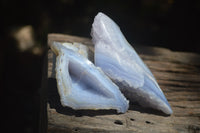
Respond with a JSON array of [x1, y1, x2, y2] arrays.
[[153, 71, 200, 83], [170, 101, 200, 108], [47, 33, 200, 133], [158, 80, 200, 89], [145, 60, 200, 74]]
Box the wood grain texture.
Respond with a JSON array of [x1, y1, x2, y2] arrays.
[[47, 33, 200, 133]]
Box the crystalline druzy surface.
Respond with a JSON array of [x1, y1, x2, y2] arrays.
[[91, 12, 172, 115], [50, 42, 129, 113]]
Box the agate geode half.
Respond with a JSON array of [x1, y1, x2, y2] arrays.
[[91, 12, 172, 115], [50, 42, 129, 113]]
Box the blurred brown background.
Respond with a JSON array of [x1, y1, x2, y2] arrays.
[[1, 0, 199, 132]]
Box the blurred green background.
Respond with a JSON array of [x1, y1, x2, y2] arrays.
[[1, 0, 199, 132]]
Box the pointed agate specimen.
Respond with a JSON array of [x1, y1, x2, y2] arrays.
[[50, 42, 129, 113], [91, 12, 173, 115]]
